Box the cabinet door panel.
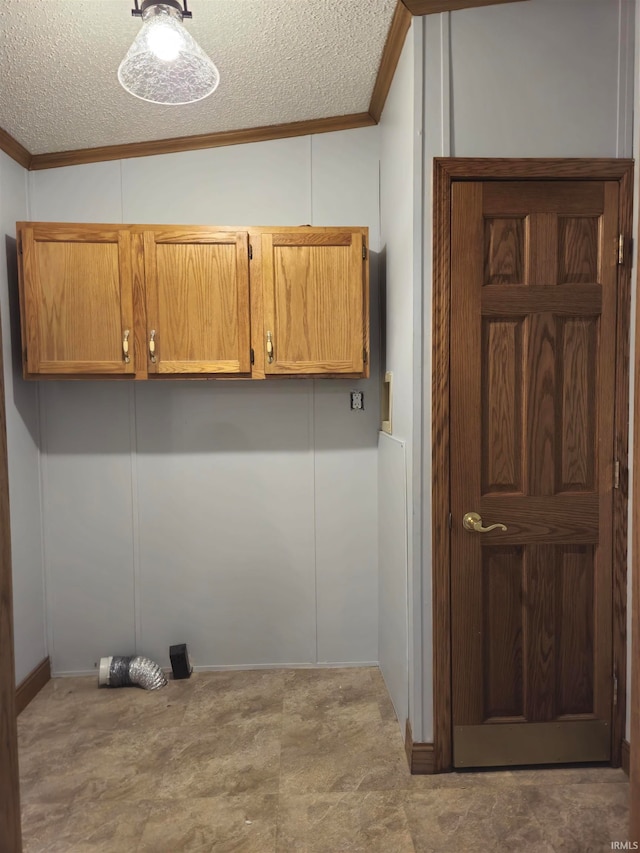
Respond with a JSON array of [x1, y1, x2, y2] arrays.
[[262, 230, 367, 375], [144, 231, 251, 374], [21, 226, 134, 375]]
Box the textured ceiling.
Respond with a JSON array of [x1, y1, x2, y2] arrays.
[[0, 0, 397, 155]]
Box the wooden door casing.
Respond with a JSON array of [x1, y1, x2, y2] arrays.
[[0, 301, 21, 848], [261, 230, 369, 376], [143, 229, 251, 375], [631, 266, 640, 838], [630, 157, 640, 840], [20, 224, 134, 376]]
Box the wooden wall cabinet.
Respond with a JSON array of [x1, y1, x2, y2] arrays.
[[17, 223, 369, 381]]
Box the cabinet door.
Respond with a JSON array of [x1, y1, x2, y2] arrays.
[[261, 230, 368, 375], [143, 230, 251, 374], [20, 225, 134, 375]]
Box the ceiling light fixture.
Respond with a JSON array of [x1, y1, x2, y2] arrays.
[[118, 0, 220, 105]]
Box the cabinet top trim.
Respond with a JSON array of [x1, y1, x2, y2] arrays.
[[17, 222, 369, 237]]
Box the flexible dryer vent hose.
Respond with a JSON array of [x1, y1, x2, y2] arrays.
[[98, 656, 167, 690]]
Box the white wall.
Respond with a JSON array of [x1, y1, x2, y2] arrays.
[[28, 128, 381, 674], [416, 0, 634, 742], [449, 1, 629, 158], [0, 151, 46, 684], [378, 19, 421, 730], [378, 433, 409, 729]]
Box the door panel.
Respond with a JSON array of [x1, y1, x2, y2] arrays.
[[481, 317, 524, 493], [482, 545, 524, 720], [451, 180, 618, 767], [144, 230, 251, 375], [21, 225, 134, 375], [484, 217, 525, 285], [557, 545, 594, 716], [559, 318, 596, 491]]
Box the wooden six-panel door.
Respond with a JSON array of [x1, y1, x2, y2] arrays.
[[261, 230, 368, 375], [20, 224, 134, 375], [450, 180, 619, 767], [143, 229, 251, 375]]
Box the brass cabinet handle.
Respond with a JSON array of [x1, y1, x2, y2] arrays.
[[463, 512, 507, 533], [266, 331, 274, 364], [122, 329, 130, 364], [149, 329, 156, 364]]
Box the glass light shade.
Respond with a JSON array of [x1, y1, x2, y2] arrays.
[[118, 4, 219, 105]]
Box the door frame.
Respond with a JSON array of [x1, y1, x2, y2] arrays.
[[0, 308, 22, 848], [432, 157, 634, 773]]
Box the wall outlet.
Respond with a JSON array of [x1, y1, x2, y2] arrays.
[[350, 390, 364, 410]]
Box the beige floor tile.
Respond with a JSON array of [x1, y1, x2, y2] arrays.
[[403, 787, 556, 853], [508, 765, 628, 786], [18, 703, 80, 747], [40, 675, 132, 709], [19, 730, 88, 805], [24, 674, 193, 734], [32, 676, 97, 705], [183, 669, 285, 728], [280, 712, 413, 794], [21, 803, 71, 853], [70, 727, 177, 803], [95, 689, 189, 731], [21, 726, 173, 805], [521, 782, 630, 852], [408, 768, 519, 789], [276, 791, 416, 853], [283, 667, 383, 721], [408, 764, 629, 792], [156, 722, 281, 799], [137, 794, 277, 853], [45, 800, 151, 853]]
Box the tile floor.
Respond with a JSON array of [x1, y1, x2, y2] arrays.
[[18, 667, 629, 852]]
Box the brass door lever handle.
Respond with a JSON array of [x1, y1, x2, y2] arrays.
[[463, 512, 507, 533]]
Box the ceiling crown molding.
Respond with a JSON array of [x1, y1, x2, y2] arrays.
[[29, 114, 376, 171], [402, 0, 526, 14], [370, 1, 413, 123], [0, 127, 31, 170]]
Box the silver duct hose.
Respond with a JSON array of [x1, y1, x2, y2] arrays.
[[98, 655, 167, 690]]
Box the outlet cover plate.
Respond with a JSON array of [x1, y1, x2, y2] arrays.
[[350, 390, 364, 410]]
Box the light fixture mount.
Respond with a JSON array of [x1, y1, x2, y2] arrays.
[[131, 0, 192, 19], [118, 0, 220, 105]]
